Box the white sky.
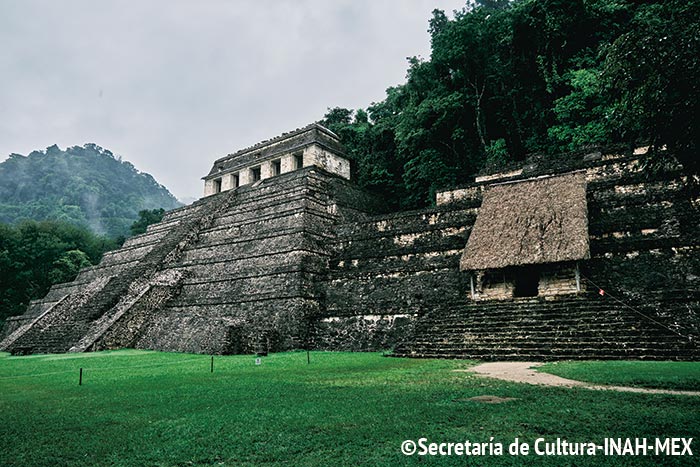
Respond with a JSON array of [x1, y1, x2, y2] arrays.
[[0, 0, 466, 201]]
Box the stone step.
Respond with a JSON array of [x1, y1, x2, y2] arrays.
[[99, 242, 156, 264], [394, 291, 698, 360], [212, 197, 336, 230], [432, 305, 696, 322], [194, 225, 334, 253], [178, 250, 327, 280], [181, 236, 329, 265], [412, 326, 677, 338], [121, 227, 172, 248], [328, 250, 461, 274], [330, 238, 468, 263], [177, 271, 305, 302], [328, 302, 615, 323], [74, 262, 134, 284], [202, 211, 322, 241], [418, 308, 648, 323], [404, 342, 693, 353], [436, 301, 624, 313], [172, 290, 318, 307], [407, 334, 695, 348], [141, 217, 192, 238], [410, 333, 692, 346], [2, 277, 112, 353], [400, 350, 697, 361], [412, 319, 690, 334], [335, 208, 476, 239], [406, 344, 696, 355], [205, 176, 335, 213], [161, 202, 206, 222]]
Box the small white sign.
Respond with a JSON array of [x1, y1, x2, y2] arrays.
[[255, 357, 261, 366]]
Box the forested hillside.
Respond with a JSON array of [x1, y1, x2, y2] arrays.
[[0, 143, 181, 238], [323, 0, 699, 208]]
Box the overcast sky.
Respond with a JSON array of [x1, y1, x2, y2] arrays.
[[1, 0, 466, 201]]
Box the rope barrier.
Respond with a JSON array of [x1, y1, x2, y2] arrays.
[[579, 273, 696, 345]]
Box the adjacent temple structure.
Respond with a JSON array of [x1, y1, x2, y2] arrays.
[[2, 123, 698, 359]]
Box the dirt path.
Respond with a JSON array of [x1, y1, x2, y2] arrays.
[[464, 362, 700, 396]]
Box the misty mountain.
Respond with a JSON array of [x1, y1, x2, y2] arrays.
[[0, 144, 182, 237]]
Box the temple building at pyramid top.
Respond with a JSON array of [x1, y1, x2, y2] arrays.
[[203, 123, 350, 196]]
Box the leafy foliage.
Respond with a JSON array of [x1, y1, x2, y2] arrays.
[[0, 220, 120, 323], [603, 0, 700, 172], [130, 208, 166, 236], [549, 68, 614, 151], [324, 0, 698, 208], [47, 249, 92, 285], [0, 143, 181, 238]]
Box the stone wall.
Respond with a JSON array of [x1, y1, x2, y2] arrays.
[[539, 263, 580, 296], [314, 205, 478, 350], [474, 269, 515, 301], [320, 151, 699, 357], [305, 144, 351, 180]]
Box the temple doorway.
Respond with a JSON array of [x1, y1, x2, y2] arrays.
[[513, 266, 539, 297]]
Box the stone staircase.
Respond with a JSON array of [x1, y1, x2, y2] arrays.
[[2, 189, 239, 355], [69, 270, 185, 353], [393, 292, 699, 360], [0, 277, 110, 354]]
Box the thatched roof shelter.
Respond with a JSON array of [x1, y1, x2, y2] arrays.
[[460, 172, 590, 271]]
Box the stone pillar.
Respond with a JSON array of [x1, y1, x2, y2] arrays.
[[239, 169, 252, 186], [261, 161, 274, 180], [221, 173, 234, 191], [204, 179, 215, 196], [281, 154, 295, 174]]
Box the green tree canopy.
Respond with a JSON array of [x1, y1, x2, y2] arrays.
[[322, 0, 697, 209], [0, 220, 119, 324], [130, 208, 166, 236]]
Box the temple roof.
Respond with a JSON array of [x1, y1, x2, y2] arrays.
[[460, 171, 590, 270], [204, 123, 344, 179]]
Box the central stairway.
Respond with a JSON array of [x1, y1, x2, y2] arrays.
[[393, 292, 699, 360]]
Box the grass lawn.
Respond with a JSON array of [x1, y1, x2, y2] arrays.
[[0, 351, 697, 466], [539, 361, 700, 391]]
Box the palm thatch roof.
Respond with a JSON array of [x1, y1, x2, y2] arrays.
[[460, 172, 590, 271]]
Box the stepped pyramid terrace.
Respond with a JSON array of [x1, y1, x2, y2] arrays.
[[1, 124, 699, 359]]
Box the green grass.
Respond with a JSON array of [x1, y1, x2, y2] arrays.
[[0, 351, 698, 467], [538, 361, 700, 391]]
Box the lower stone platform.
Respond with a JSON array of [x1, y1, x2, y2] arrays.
[[392, 292, 700, 360]]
